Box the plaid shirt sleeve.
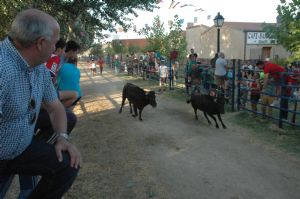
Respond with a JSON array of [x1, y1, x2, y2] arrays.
[[41, 65, 59, 103], [0, 58, 6, 123]]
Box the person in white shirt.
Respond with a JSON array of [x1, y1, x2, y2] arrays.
[[91, 60, 97, 76], [214, 52, 228, 96], [159, 60, 169, 92]]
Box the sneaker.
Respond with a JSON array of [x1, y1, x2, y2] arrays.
[[293, 91, 300, 100], [281, 118, 289, 122], [270, 99, 280, 107]]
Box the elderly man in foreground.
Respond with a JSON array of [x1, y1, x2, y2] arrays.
[[0, 8, 82, 199]]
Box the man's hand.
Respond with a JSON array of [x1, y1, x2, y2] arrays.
[[55, 137, 82, 169]]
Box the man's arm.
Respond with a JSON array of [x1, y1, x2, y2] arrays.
[[262, 73, 269, 91], [43, 100, 82, 168], [43, 99, 67, 133]]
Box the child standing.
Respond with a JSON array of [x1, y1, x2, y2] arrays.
[[91, 60, 97, 76], [249, 73, 261, 115], [159, 60, 168, 92]]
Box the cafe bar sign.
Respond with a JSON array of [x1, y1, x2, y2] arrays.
[[246, 31, 277, 44]]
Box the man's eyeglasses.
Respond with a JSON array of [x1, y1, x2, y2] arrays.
[[29, 97, 36, 125]]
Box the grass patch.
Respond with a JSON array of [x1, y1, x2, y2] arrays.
[[230, 111, 300, 157]]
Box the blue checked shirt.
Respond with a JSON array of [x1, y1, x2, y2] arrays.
[[0, 37, 58, 160]]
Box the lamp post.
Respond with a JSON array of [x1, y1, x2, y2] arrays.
[[213, 12, 224, 53], [119, 40, 123, 62]]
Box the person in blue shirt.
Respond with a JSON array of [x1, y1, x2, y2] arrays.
[[57, 59, 82, 104], [57, 40, 82, 107], [0, 8, 82, 199]]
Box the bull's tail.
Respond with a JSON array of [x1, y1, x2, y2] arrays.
[[119, 84, 127, 113], [186, 99, 191, 104]]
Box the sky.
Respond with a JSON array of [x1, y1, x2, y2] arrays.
[[108, 0, 281, 40]]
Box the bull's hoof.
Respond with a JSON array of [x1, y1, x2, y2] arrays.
[[195, 116, 198, 120], [132, 114, 137, 117], [222, 125, 227, 129], [139, 118, 143, 121], [216, 125, 219, 129], [119, 109, 122, 113]]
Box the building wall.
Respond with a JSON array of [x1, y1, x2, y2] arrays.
[[186, 25, 204, 57], [199, 26, 245, 59], [244, 44, 290, 60], [186, 23, 290, 60]]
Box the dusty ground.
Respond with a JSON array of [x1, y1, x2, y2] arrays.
[[7, 65, 300, 199]]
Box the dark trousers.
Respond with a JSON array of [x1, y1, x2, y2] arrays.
[[35, 108, 77, 141], [0, 139, 79, 199]]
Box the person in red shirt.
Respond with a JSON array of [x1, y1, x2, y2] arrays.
[[256, 60, 286, 106], [45, 38, 65, 86], [97, 57, 105, 75]]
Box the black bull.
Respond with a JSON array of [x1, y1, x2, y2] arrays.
[[187, 93, 227, 129], [119, 83, 157, 121]]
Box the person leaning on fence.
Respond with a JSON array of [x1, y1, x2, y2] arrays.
[[256, 60, 286, 107], [0, 8, 82, 199], [214, 52, 229, 98], [185, 53, 198, 95], [238, 76, 249, 109], [260, 76, 276, 119], [190, 61, 203, 94]]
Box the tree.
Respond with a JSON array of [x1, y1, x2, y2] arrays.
[[164, 15, 187, 61], [139, 15, 187, 61], [263, 0, 300, 60], [89, 43, 104, 59], [0, 0, 158, 50], [111, 40, 125, 55], [127, 45, 141, 55], [139, 16, 167, 53], [104, 44, 114, 56]]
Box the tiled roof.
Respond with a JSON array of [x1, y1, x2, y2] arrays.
[[223, 22, 275, 31], [187, 22, 276, 32], [186, 24, 210, 30], [119, 39, 148, 48]]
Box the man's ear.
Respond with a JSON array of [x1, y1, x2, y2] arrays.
[[35, 37, 45, 51]]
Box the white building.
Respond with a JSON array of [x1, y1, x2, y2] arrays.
[[186, 22, 290, 60]]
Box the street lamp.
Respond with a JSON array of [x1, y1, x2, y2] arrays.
[[214, 12, 225, 53]]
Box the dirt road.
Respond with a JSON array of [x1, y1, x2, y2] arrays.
[[66, 67, 300, 199]]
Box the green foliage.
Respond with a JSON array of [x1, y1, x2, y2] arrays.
[[139, 16, 166, 52], [0, 0, 158, 50], [104, 44, 114, 56], [89, 43, 104, 58], [164, 15, 187, 61], [138, 15, 187, 61], [273, 57, 289, 67], [111, 40, 125, 54], [127, 45, 141, 55], [263, 0, 300, 60]]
